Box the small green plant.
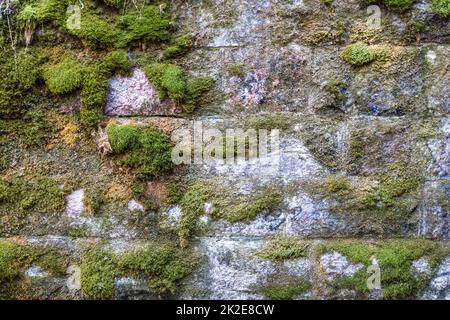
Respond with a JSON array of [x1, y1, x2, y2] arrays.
[[43, 57, 84, 94], [179, 183, 211, 248], [431, 0, 450, 18], [0, 175, 65, 214], [342, 43, 376, 66], [324, 175, 351, 194], [259, 236, 309, 260], [102, 0, 125, 8]]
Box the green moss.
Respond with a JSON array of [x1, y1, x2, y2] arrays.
[[384, 0, 416, 11], [143, 63, 213, 112], [324, 77, 346, 98], [179, 183, 211, 248], [120, 5, 172, 45], [164, 180, 187, 206], [259, 236, 308, 261], [107, 123, 139, 153], [43, 57, 84, 95], [342, 43, 376, 66], [320, 240, 448, 299], [321, 0, 334, 6], [80, 247, 118, 299], [83, 187, 105, 215], [184, 77, 215, 113], [116, 242, 197, 295], [106, 123, 174, 177], [300, 117, 339, 170], [79, 107, 102, 129], [225, 63, 245, 77], [33, 248, 69, 276], [0, 240, 70, 286], [68, 12, 120, 49], [211, 189, 283, 223], [0, 50, 42, 118], [144, 63, 186, 102], [36, 0, 68, 25], [324, 175, 351, 194], [313, 160, 423, 231], [163, 35, 193, 59], [20, 107, 55, 146], [259, 276, 311, 300], [17, 4, 38, 30], [431, 0, 450, 18], [244, 114, 291, 131], [0, 240, 30, 281], [178, 182, 283, 247], [102, 50, 130, 76], [80, 64, 109, 110], [102, 0, 125, 8], [0, 174, 65, 214]]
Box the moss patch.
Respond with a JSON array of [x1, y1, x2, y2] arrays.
[[258, 275, 311, 300], [117, 242, 197, 295], [163, 35, 193, 59], [320, 239, 448, 299], [178, 182, 283, 247], [80, 241, 197, 299], [259, 236, 309, 261], [0, 174, 65, 234], [342, 43, 376, 66], [43, 57, 84, 95], [80, 247, 118, 299], [106, 123, 174, 177], [431, 0, 450, 18], [0, 50, 42, 118]]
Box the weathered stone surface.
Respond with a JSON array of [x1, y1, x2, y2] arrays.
[[105, 68, 177, 116]]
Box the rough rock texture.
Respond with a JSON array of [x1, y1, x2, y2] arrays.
[[1, 0, 449, 300], [105, 68, 177, 116]]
